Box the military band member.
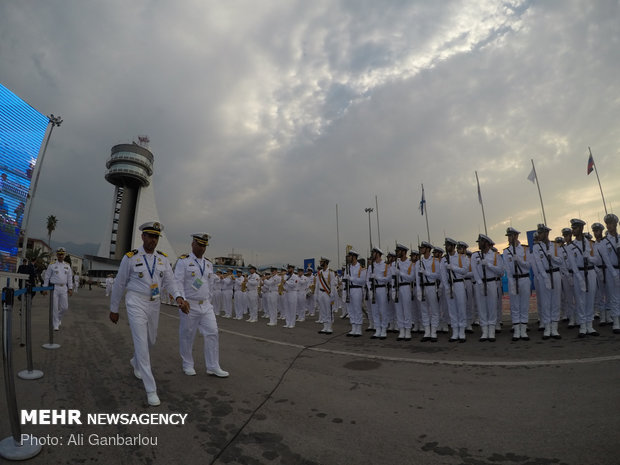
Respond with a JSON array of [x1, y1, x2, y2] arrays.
[[567, 219, 601, 337], [246, 265, 261, 322], [220, 269, 234, 318], [305, 268, 317, 318], [345, 250, 366, 337], [470, 234, 503, 342], [600, 214, 620, 333], [559, 227, 577, 327], [281, 264, 298, 328], [109, 221, 189, 406], [456, 242, 475, 333], [105, 274, 115, 297], [174, 233, 229, 379], [316, 257, 337, 334], [409, 250, 422, 333], [265, 268, 280, 326], [233, 270, 246, 320], [441, 238, 468, 342], [433, 247, 449, 334], [503, 228, 531, 341], [211, 270, 223, 315], [295, 267, 308, 322], [42, 247, 74, 331]]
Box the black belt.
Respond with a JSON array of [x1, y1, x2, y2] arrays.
[[422, 282, 436, 287], [375, 284, 386, 288], [452, 278, 464, 283], [349, 285, 363, 289], [545, 268, 560, 273], [398, 282, 412, 286], [482, 277, 499, 282], [515, 273, 530, 279], [578, 266, 595, 271]]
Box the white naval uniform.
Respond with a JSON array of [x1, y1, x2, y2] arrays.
[[110, 246, 183, 394], [43, 260, 73, 330], [470, 249, 503, 339], [295, 274, 308, 321], [369, 260, 392, 338], [416, 255, 441, 339], [567, 238, 601, 334], [283, 273, 298, 327], [440, 251, 468, 340], [233, 276, 246, 320], [598, 233, 620, 331], [73, 274, 80, 293], [593, 239, 611, 324], [394, 258, 415, 334], [559, 244, 576, 326], [220, 275, 234, 318], [105, 277, 114, 296], [246, 272, 261, 321], [316, 268, 337, 332], [174, 253, 224, 373], [503, 244, 531, 330], [344, 262, 366, 335]]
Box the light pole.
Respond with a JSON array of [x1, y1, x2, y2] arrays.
[[20, 114, 63, 259], [365, 207, 374, 255]]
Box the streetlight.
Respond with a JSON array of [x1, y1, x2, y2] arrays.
[[20, 114, 63, 259], [364, 207, 374, 256]]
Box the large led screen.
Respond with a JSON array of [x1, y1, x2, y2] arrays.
[[0, 84, 49, 272]]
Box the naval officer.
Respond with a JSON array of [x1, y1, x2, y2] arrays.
[[42, 247, 74, 330], [174, 233, 229, 378], [109, 222, 189, 406]]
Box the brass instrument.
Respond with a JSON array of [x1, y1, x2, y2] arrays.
[[345, 264, 351, 303], [241, 276, 247, 292], [278, 275, 285, 295]]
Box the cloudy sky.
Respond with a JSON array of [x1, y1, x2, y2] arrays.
[[1, 0, 618, 266]]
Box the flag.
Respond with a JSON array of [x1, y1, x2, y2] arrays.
[[476, 177, 483, 205], [587, 153, 594, 175], [419, 187, 425, 216], [527, 166, 536, 183]]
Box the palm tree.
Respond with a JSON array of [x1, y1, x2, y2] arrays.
[[26, 247, 50, 283], [46, 215, 57, 248]]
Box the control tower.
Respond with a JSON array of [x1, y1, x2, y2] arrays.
[[97, 139, 176, 260]]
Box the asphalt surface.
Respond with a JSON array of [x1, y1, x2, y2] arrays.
[[1, 287, 619, 465]]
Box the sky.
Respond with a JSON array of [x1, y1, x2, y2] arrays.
[[1, 0, 618, 267]]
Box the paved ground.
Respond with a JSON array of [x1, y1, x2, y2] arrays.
[[1, 287, 619, 464]]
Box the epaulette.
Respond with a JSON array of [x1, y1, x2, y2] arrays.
[[157, 250, 168, 257], [126, 249, 138, 258], [179, 254, 190, 259]]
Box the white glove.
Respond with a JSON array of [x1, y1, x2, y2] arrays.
[[416, 291, 422, 301], [578, 277, 586, 293], [508, 279, 516, 296], [544, 277, 552, 290]]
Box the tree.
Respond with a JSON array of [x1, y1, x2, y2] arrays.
[[26, 247, 50, 283], [46, 215, 57, 248]]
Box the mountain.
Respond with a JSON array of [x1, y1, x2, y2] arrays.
[[50, 241, 99, 258]]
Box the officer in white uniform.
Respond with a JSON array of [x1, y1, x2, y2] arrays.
[[246, 265, 261, 322], [174, 233, 229, 379], [559, 228, 577, 327], [503, 228, 531, 341], [109, 222, 189, 407], [394, 244, 414, 341], [105, 274, 114, 296], [416, 242, 440, 342], [42, 247, 73, 330], [591, 223, 611, 326]]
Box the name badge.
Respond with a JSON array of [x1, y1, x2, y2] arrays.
[[192, 277, 204, 291], [150, 283, 160, 300]]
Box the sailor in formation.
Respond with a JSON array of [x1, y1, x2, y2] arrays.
[[316, 257, 337, 334], [174, 233, 229, 379], [368, 248, 392, 340], [441, 238, 469, 342], [416, 241, 440, 342], [393, 243, 414, 341], [344, 249, 366, 337], [503, 228, 531, 341], [599, 214, 620, 333], [591, 223, 611, 325], [246, 265, 261, 322], [566, 219, 601, 337]]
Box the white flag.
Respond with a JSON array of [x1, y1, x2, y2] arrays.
[[527, 167, 536, 183]]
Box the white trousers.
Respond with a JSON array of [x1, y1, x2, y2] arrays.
[[52, 286, 69, 329], [179, 301, 221, 372]]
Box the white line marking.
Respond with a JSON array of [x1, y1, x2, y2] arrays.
[[160, 308, 620, 367]]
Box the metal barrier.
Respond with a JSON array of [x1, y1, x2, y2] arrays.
[[0, 287, 43, 460], [41, 286, 59, 350], [17, 285, 43, 380]]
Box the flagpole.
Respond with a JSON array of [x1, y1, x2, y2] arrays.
[[531, 159, 547, 225], [588, 147, 608, 215], [475, 171, 488, 235], [336, 204, 340, 268], [421, 183, 430, 242], [375, 195, 381, 249]]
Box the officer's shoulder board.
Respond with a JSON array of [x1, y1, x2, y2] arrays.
[[178, 253, 190, 259], [125, 249, 139, 258], [157, 250, 168, 257]]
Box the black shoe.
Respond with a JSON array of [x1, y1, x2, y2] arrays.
[[318, 330, 326, 334], [353, 334, 362, 338], [488, 337, 496, 342], [397, 337, 404, 341], [404, 337, 412, 341], [542, 335, 550, 340], [458, 338, 466, 343], [552, 334, 562, 340], [614, 329, 620, 334], [587, 331, 600, 337], [421, 336, 430, 342], [346, 333, 354, 337], [379, 336, 386, 340], [430, 337, 438, 342], [448, 338, 458, 343], [370, 335, 378, 339], [578, 332, 586, 338], [521, 336, 530, 341], [479, 337, 488, 342], [512, 336, 519, 342]]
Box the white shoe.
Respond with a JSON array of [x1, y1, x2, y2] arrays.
[[147, 392, 160, 406], [130, 359, 142, 380], [183, 368, 197, 376], [207, 368, 229, 378], [267, 322, 277, 326]]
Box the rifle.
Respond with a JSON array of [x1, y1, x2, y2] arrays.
[[583, 239, 589, 293], [419, 259, 426, 302], [345, 264, 351, 303], [394, 261, 400, 303], [371, 261, 376, 304], [445, 252, 453, 299], [546, 244, 554, 290], [513, 244, 519, 295], [481, 251, 487, 297]]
